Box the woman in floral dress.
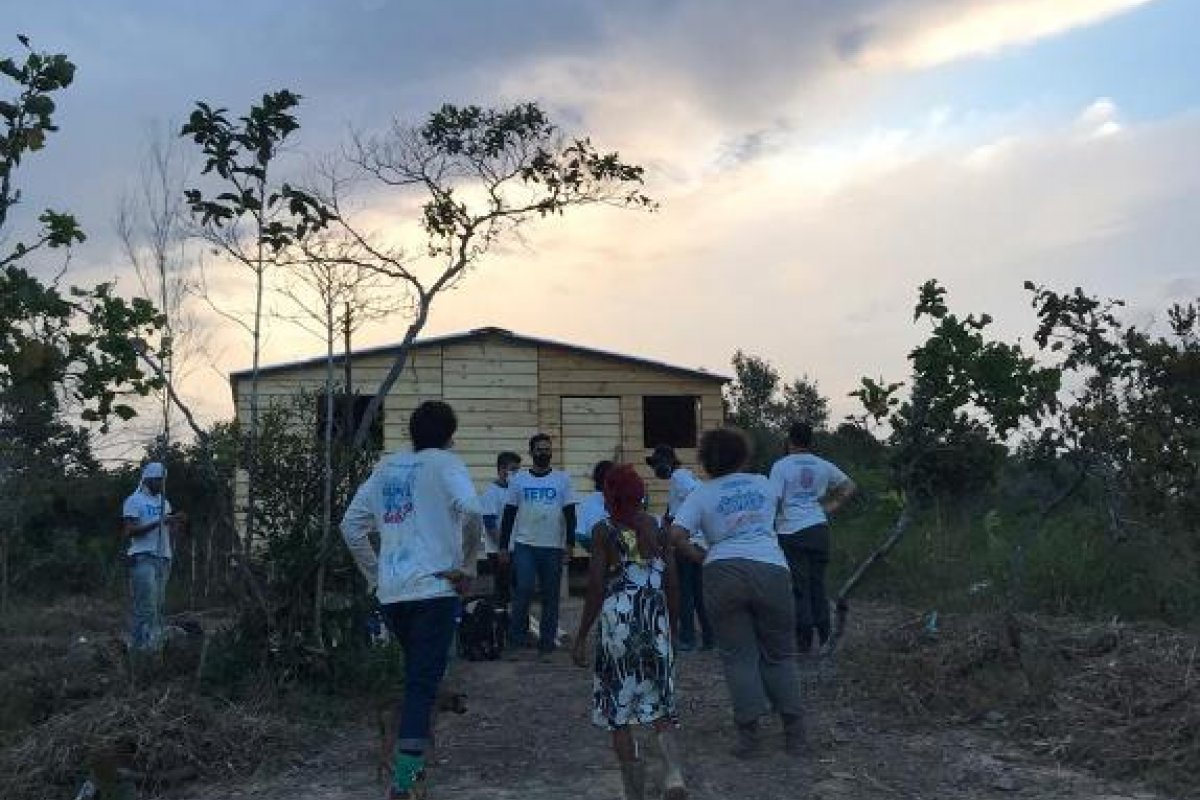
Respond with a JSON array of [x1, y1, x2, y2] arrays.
[[572, 464, 688, 800]]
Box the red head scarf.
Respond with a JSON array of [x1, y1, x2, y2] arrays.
[[603, 464, 645, 529]]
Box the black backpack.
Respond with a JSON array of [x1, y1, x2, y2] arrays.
[[457, 598, 508, 661]]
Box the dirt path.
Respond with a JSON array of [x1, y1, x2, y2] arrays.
[[178, 601, 1174, 800]]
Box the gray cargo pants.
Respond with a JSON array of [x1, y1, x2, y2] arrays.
[[703, 558, 803, 724]]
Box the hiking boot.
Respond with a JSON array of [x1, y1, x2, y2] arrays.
[[782, 713, 807, 756], [730, 721, 762, 759], [619, 758, 646, 800]]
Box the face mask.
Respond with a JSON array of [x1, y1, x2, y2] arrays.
[[533, 453, 552, 469], [653, 464, 672, 480]]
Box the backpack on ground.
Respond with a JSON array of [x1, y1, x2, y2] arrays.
[[457, 597, 508, 661]]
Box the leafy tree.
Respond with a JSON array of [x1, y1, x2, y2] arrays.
[[834, 280, 1060, 648], [181, 91, 334, 553], [325, 102, 654, 451], [724, 350, 830, 470], [1024, 282, 1199, 610], [0, 37, 164, 611]]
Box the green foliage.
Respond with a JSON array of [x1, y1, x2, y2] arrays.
[[0, 267, 164, 431], [414, 102, 654, 249], [1026, 282, 1200, 535], [225, 395, 381, 683], [854, 279, 1060, 500], [723, 350, 831, 470], [181, 91, 334, 250], [0, 36, 83, 265]]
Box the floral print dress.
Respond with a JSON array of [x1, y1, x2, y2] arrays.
[[591, 521, 676, 730]]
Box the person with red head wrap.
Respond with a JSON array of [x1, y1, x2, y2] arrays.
[[572, 464, 688, 799]]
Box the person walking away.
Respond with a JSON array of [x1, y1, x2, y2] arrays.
[[499, 433, 577, 658], [647, 445, 713, 652], [482, 451, 521, 605], [572, 464, 687, 800], [769, 422, 856, 656], [670, 427, 805, 758], [122, 462, 184, 652], [575, 460, 614, 552], [340, 401, 483, 799]]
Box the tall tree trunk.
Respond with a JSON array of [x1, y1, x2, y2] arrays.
[[314, 299, 336, 648]]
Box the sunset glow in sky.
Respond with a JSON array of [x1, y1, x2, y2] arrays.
[[8, 1, 1199, 450]]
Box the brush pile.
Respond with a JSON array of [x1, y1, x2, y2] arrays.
[[842, 606, 1200, 795]]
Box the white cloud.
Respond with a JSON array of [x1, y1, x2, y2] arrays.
[[1077, 97, 1123, 138], [858, 0, 1155, 69]]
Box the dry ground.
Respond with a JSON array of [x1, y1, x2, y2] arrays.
[[176, 599, 1177, 800]]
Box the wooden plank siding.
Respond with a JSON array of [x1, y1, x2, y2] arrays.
[[231, 331, 726, 531], [536, 344, 722, 514]]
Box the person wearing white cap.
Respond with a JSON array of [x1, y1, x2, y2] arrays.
[[122, 462, 184, 651]]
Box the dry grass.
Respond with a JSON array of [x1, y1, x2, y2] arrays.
[[841, 606, 1200, 796], [0, 597, 322, 800], [0, 688, 307, 799]]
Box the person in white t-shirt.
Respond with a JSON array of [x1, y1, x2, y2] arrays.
[[481, 450, 521, 605], [574, 459, 613, 552], [498, 433, 577, 657], [670, 427, 805, 759], [340, 401, 483, 799], [769, 421, 857, 655], [647, 444, 714, 652], [122, 462, 185, 652]]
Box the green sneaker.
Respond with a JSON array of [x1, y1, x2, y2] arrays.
[[388, 752, 426, 799]]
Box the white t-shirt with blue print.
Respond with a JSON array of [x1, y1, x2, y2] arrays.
[[673, 473, 786, 568], [770, 453, 850, 535], [123, 487, 173, 558], [340, 448, 481, 604], [507, 469, 575, 549]]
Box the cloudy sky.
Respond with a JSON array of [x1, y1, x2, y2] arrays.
[[7, 0, 1199, 445]]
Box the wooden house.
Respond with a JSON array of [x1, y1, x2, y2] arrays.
[[229, 327, 728, 514]]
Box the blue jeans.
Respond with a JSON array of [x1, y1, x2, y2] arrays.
[[677, 553, 714, 647], [380, 596, 459, 754], [129, 554, 171, 651], [509, 543, 563, 652]]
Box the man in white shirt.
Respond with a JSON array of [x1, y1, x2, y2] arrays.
[[122, 462, 184, 652], [574, 459, 613, 552], [648, 444, 714, 651], [481, 450, 521, 605], [340, 401, 483, 799], [499, 433, 577, 657], [769, 422, 857, 655]]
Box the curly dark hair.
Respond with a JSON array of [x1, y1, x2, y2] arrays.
[[698, 426, 750, 477]]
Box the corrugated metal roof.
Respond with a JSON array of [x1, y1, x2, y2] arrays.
[[228, 326, 731, 386]]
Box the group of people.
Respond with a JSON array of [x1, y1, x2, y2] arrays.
[[333, 400, 855, 800], [118, 397, 854, 799]]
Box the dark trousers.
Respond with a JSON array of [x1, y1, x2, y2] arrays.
[[509, 543, 564, 652], [380, 596, 459, 753], [676, 553, 714, 647], [779, 525, 831, 652], [487, 552, 512, 606]]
